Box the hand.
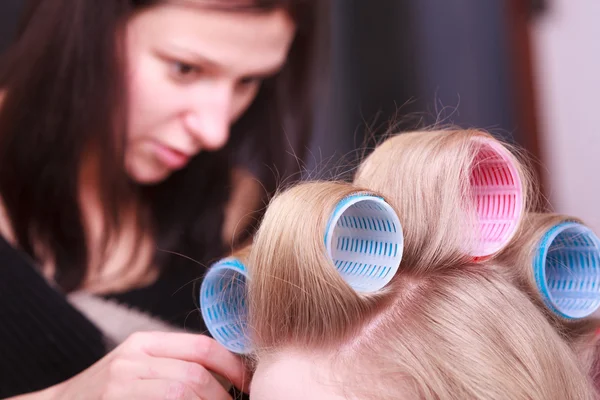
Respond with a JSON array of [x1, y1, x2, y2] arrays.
[[52, 331, 249, 399]]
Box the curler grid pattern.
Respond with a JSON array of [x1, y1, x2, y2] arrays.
[[534, 222, 600, 319], [470, 138, 524, 257], [200, 258, 250, 354], [325, 194, 404, 293]]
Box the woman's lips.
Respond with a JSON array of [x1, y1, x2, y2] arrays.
[[151, 141, 191, 170]]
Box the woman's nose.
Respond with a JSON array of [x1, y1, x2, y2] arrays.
[[184, 89, 232, 151]]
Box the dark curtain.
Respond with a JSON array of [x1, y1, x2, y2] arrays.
[[310, 0, 544, 173], [309, 1, 421, 176], [0, 0, 22, 54]]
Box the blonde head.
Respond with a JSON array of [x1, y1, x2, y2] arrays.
[[197, 129, 599, 399], [246, 180, 597, 399]]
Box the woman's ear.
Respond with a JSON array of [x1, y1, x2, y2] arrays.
[[222, 167, 264, 248]]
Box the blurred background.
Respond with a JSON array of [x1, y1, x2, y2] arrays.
[[1, 0, 598, 231]]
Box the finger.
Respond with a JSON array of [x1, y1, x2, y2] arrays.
[[125, 356, 234, 399], [124, 332, 250, 392], [111, 379, 224, 400]]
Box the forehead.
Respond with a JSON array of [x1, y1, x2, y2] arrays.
[[250, 352, 348, 400], [127, 4, 296, 74]]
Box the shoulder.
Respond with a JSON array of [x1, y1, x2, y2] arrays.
[[0, 207, 33, 275], [0, 194, 58, 283]]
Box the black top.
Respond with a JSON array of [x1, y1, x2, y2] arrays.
[[0, 235, 210, 398]]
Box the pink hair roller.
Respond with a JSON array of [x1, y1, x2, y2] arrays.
[[470, 137, 524, 258]]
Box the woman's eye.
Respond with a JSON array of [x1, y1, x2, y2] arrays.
[[238, 76, 262, 89], [170, 61, 201, 81]]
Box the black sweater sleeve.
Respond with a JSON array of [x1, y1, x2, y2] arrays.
[[0, 237, 106, 398]]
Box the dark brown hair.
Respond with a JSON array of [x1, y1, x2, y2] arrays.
[[0, 0, 326, 291]]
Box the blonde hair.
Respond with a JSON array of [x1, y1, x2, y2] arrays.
[[248, 182, 382, 350], [496, 212, 600, 375], [246, 178, 597, 399], [354, 129, 532, 266]]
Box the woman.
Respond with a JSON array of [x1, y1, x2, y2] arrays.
[[0, 0, 325, 398]]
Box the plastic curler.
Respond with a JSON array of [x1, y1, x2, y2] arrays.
[[200, 257, 250, 354], [324, 193, 404, 293], [533, 221, 600, 319], [469, 137, 524, 257], [200, 192, 404, 353]]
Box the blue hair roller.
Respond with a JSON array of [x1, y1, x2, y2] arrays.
[[324, 193, 404, 293], [200, 257, 250, 354], [533, 221, 600, 319]]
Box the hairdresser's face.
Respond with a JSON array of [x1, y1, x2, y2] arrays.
[[250, 352, 348, 400], [125, 4, 295, 183]]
